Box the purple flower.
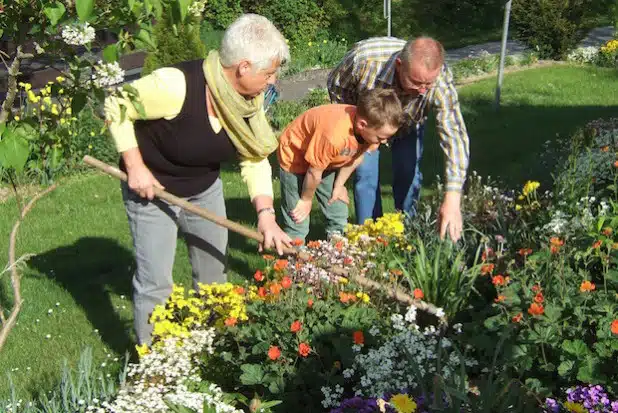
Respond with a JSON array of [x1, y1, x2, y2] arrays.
[[544, 398, 559, 413]]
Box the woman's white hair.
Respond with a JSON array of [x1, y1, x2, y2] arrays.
[[219, 14, 290, 71]]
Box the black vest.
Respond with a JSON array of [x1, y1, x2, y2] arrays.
[[121, 60, 237, 197]]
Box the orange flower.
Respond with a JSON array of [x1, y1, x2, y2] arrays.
[[532, 284, 542, 293], [534, 292, 544, 303], [613, 242, 618, 250], [335, 241, 344, 251], [353, 330, 365, 345], [292, 238, 304, 246], [512, 312, 523, 323], [592, 240, 603, 249], [580, 280, 596, 292], [295, 262, 303, 270], [254, 270, 264, 282], [495, 295, 506, 303], [602, 227, 613, 236], [307, 298, 314, 308], [258, 287, 267, 298], [550, 237, 564, 254], [339, 292, 356, 304], [234, 286, 245, 295], [262, 254, 275, 261], [480, 263, 495, 276], [611, 320, 618, 335], [376, 237, 388, 246], [224, 317, 237, 327], [273, 259, 289, 272], [298, 342, 311, 357], [614, 160, 618, 168], [290, 320, 302, 333], [281, 276, 292, 289], [344, 257, 354, 265], [518, 248, 533, 257], [528, 302, 544, 316], [413, 288, 424, 299], [390, 268, 403, 276], [268, 346, 281, 360], [269, 282, 282, 295], [492, 275, 506, 286], [601, 145, 610, 152], [481, 248, 494, 262], [307, 241, 320, 249]]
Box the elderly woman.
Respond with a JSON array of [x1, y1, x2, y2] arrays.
[[104, 14, 292, 345]]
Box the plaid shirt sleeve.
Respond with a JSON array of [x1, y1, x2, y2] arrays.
[[327, 51, 359, 105], [431, 65, 470, 192]]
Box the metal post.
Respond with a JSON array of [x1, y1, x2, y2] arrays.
[[384, 0, 392, 37], [494, 0, 512, 109]]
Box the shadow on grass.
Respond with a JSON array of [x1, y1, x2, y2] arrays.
[[28, 237, 135, 355]]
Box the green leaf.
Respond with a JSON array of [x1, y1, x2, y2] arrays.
[[177, 0, 190, 22], [558, 360, 575, 377], [267, 375, 285, 394], [0, 123, 6, 137], [0, 29, 3, 39], [239, 364, 265, 386], [576, 356, 602, 383], [102, 44, 119, 63], [483, 314, 504, 331], [562, 339, 589, 358], [43, 2, 66, 26], [76, 0, 94, 21], [251, 341, 270, 356], [542, 304, 561, 323], [136, 28, 156, 50], [71, 92, 88, 115], [0, 130, 30, 173]]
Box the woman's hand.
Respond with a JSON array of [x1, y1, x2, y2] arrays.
[[127, 163, 164, 200], [257, 212, 292, 255]]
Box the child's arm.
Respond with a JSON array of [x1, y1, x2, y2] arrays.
[[328, 155, 364, 205], [291, 167, 324, 223]]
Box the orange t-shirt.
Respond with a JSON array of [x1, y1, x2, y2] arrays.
[[277, 104, 377, 174]]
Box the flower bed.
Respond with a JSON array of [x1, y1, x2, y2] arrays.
[[9, 119, 617, 413]]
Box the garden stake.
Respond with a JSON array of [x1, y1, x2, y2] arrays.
[[83, 156, 446, 323]]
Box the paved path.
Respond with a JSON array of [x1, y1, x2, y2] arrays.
[[277, 26, 615, 102]]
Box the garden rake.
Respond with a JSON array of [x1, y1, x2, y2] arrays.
[[83, 155, 445, 322]]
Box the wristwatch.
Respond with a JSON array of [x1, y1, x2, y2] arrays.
[[257, 207, 276, 217]]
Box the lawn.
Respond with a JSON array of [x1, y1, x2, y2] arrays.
[[1, 64, 618, 401]]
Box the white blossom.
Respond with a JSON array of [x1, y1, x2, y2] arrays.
[[92, 61, 125, 89], [61, 22, 96, 46]]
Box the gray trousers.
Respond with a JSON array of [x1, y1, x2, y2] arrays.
[[122, 178, 228, 345]]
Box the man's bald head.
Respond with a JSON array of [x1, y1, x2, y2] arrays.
[[400, 37, 445, 71]]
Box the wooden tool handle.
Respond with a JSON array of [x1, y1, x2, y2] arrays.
[[83, 155, 298, 255]]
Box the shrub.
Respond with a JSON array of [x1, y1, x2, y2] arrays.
[[242, 0, 327, 46], [511, 0, 588, 59], [203, 0, 243, 30], [141, 12, 207, 77]]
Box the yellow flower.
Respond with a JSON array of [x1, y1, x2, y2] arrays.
[[90, 131, 96, 137], [13, 115, 20, 121], [308, 42, 313, 46], [41, 105, 46, 111], [356, 291, 370, 303], [60, 118, 66, 125], [66, 108, 72, 115], [522, 180, 540, 197], [323, 39, 327, 44], [88, 144, 93, 149], [59, 88, 64, 95], [56, 76, 65, 83], [515, 204, 522, 211], [389, 394, 417, 413], [135, 343, 150, 357], [338, 277, 349, 284], [27, 90, 38, 103], [51, 104, 59, 116], [564, 402, 586, 413]]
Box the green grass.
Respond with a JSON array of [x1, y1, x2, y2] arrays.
[[1, 64, 618, 402]]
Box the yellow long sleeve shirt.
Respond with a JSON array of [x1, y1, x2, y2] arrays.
[[104, 66, 274, 200]]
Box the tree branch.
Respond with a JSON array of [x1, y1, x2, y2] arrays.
[[0, 46, 35, 124], [0, 183, 58, 352]]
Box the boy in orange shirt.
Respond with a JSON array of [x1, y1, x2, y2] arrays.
[[277, 89, 403, 241]]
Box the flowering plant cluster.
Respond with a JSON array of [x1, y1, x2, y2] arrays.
[[545, 385, 618, 413]]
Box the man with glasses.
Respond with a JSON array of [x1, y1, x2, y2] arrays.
[[327, 36, 470, 241]]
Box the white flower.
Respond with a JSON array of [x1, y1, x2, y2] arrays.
[[61, 22, 96, 46], [92, 61, 125, 89], [188, 0, 207, 18], [435, 308, 445, 318]]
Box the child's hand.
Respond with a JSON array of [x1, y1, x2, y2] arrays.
[[328, 186, 350, 205], [291, 199, 312, 223]]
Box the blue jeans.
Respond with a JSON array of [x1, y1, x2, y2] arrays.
[[353, 123, 424, 224]]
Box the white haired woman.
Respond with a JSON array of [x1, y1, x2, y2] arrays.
[[104, 14, 292, 345]]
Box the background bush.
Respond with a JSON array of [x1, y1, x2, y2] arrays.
[[141, 12, 207, 76]]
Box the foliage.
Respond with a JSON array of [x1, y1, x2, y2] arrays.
[[2, 348, 123, 413], [511, 0, 589, 59], [142, 7, 208, 76], [203, 0, 243, 30], [283, 37, 349, 76], [268, 88, 329, 131]]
